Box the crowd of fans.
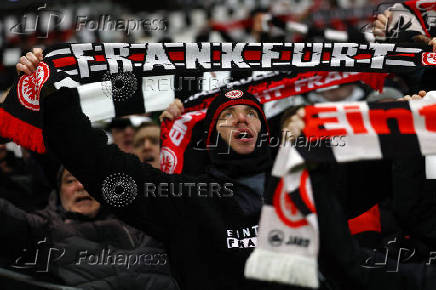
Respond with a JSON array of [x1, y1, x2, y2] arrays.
[[1, 0, 436, 289]]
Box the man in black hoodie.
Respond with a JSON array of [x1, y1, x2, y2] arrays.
[[18, 49, 286, 289], [41, 81, 289, 289]]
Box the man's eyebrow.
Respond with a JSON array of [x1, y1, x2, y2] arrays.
[[218, 108, 235, 117], [245, 107, 259, 114], [134, 134, 159, 142], [63, 173, 73, 179], [222, 107, 235, 113]]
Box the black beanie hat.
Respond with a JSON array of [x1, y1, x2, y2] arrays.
[[203, 89, 272, 178]]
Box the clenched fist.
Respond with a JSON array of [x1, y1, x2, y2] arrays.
[[159, 99, 184, 122], [373, 9, 392, 38], [16, 48, 43, 75]]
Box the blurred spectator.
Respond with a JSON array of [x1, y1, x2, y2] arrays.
[[0, 166, 179, 290], [133, 122, 161, 169], [58, 168, 101, 218], [306, 83, 366, 103], [107, 118, 135, 154]]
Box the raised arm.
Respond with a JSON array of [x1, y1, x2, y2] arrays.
[[40, 86, 197, 238]]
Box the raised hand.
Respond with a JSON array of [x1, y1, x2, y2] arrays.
[[16, 48, 43, 75], [159, 99, 184, 122]]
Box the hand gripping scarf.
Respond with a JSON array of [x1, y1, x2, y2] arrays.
[[386, 0, 436, 41]]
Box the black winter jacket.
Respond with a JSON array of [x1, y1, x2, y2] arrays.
[[0, 190, 179, 290]]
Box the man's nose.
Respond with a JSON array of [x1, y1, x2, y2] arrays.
[[143, 139, 152, 150], [125, 127, 135, 136], [235, 112, 248, 125], [75, 180, 85, 190]]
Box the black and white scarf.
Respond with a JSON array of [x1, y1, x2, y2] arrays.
[[245, 91, 436, 288], [245, 144, 319, 288], [1, 42, 427, 153]]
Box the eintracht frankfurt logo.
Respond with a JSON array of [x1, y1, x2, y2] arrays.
[[422, 52, 436, 66], [160, 147, 177, 174], [273, 170, 315, 228], [17, 62, 50, 111], [225, 90, 244, 99]]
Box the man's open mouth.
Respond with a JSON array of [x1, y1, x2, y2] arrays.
[[75, 196, 93, 203], [233, 129, 254, 142], [144, 156, 155, 163]]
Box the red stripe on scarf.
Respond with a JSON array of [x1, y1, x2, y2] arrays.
[[128, 54, 145, 61], [53, 56, 77, 68], [0, 107, 45, 153], [273, 178, 309, 228], [348, 204, 381, 235], [168, 51, 185, 61]]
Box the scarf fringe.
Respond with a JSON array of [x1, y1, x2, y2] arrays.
[[0, 108, 46, 153], [244, 248, 319, 288]]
